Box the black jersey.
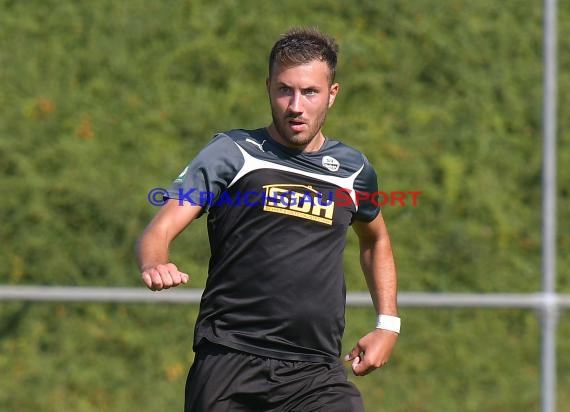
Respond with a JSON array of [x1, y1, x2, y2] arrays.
[[168, 128, 380, 363]]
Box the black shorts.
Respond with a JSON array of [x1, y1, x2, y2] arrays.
[[184, 342, 364, 412]]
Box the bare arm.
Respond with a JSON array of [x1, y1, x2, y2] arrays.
[[344, 212, 399, 375], [354, 212, 398, 316], [136, 201, 204, 291]]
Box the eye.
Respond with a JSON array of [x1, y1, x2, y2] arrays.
[[303, 88, 318, 96], [279, 86, 292, 94]]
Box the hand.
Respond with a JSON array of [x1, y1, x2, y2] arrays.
[[344, 329, 398, 376], [140, 263, 189, 291]]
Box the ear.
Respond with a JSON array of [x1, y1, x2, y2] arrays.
[[266, 77, 271, 94], [328, 82, 340, 108]]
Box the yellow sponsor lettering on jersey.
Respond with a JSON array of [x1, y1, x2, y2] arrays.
[[262, 184, 334, 225]]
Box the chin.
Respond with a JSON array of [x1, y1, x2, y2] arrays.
[[287, 130, 315, 144], [273, 122, 314, 147], [287, 135, 313, 147]]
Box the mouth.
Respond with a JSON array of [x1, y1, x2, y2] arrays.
[[287, 119, 306, 132]]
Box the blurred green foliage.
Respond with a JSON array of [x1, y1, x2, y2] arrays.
[[0, 0, 569, 411]]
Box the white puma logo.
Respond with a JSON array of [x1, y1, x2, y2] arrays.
[[245, 138, 266, 152]]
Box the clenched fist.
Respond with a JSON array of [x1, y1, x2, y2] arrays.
[[140, 263, 189, 291]]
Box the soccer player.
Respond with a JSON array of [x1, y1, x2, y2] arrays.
[[136, 27, 399, 412]]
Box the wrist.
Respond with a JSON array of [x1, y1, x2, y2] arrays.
[[140, 261, 168, 272], [376, 314, 401, 334]]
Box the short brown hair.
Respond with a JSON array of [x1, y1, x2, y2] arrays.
[[268, 27, 339, 84]]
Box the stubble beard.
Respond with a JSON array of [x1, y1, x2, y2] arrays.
[[270, 110, 328, 149]]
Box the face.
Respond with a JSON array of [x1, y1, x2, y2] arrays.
[[266, 60, 339, 151]]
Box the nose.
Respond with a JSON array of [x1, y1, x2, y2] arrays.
[[288, 92, 302, 113]]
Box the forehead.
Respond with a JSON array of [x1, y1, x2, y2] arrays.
[[269, 60, 331, 86]]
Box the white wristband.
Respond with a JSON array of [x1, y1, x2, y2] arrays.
[[376, 314, 401, 334]]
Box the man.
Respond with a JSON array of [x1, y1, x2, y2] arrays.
[[137, 27, 399, 411]]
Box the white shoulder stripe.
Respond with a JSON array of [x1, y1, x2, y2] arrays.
[[229, 143, 363, 209]]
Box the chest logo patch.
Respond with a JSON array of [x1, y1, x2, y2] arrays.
[[322, 156, 340, 172]]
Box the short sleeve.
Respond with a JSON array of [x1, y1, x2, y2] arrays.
[[167, 133, 244, 212], [352, 154, 381, 222]]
